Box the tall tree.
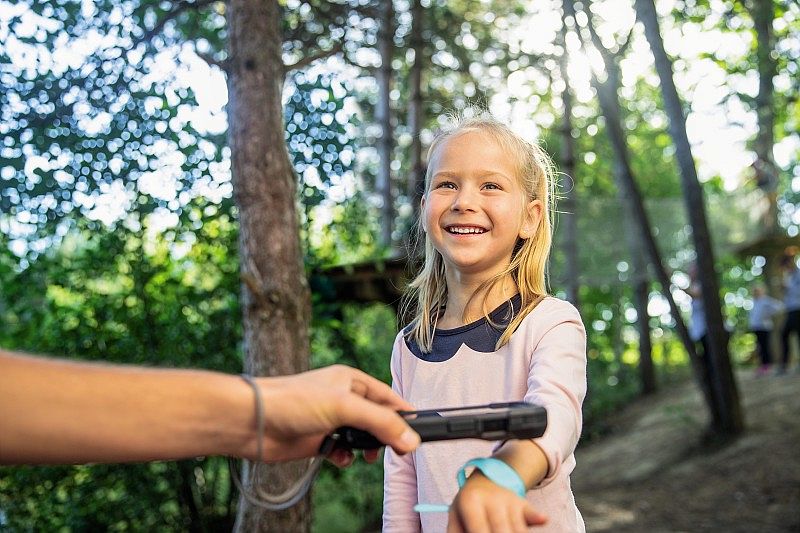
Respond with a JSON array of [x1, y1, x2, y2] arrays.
[[407, 0, 426, 223], [556, 20, 581, 309], [581, 15, 656, 395], [746, 0, 780, 233], [227, 0, 311, 530], [565, 0, 696, 403], [376, 0, 396, 249], [635, 0, 743, 434]]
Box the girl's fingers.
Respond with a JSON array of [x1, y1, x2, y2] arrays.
[[450, 502, 489, 533], [446, 509, 465, 533], [362, 448, 380, 463], [509, 502, 540, 533], [485, 507, 512, 533], [523, 503, 548, 526], [327, 448, 354, 467]]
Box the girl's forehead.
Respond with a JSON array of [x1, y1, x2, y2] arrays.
[[430, 130, 515, 168]]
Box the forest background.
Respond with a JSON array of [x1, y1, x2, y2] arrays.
[[0, 0, 798, 531]]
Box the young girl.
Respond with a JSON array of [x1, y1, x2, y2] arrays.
[[383, 114, 587, 532]]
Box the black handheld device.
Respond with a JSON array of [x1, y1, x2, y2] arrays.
[[324, 401, 547, 451]]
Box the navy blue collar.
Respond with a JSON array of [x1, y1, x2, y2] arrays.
[[404, 294, 522, 362]]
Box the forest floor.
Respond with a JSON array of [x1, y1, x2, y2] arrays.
[[572, 367, 800, 532]]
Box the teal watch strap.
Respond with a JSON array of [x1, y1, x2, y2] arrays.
[[457, 457, 527, 497], [414, 457, 527, 514]]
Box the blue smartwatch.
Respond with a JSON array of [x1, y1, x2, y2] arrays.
[[414, 457, 527, 513]]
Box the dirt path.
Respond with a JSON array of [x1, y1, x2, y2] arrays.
[[572, 370, 800, 532]]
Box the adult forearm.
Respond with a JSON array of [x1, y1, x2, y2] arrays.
[[0, 350, 253, 464]]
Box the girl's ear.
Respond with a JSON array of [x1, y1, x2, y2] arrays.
[[519, 199, 543, 239]]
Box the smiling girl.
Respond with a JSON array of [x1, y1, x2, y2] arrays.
[[383, 113, 587, 532]]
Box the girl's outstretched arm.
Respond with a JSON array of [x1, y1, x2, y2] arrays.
[[0, 349, 420, 465], [448, 300, 587, 531]]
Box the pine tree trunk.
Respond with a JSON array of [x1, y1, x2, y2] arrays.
[[407, 0, 425, 246], [601, 39, 656, 395], [566, 0, 702, 405], [748, 0, 779, 231], [227, 1, 312, 531], [557, 19, 580, 308], [376, 0, 395, 248], [634, 0, 743, 434]]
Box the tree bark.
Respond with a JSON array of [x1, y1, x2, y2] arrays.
[[566, 0, 702, 403], [557, 19, 581, 309], [376, 0, 395, 248], [227, 1, 312, 531], [407, 0, 425, 252], [594, 29, 656, 395], [747, 0, 779, 232], [635, 0, 743, 434]]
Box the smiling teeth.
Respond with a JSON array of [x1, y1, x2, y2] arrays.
[[448, 227, 486, 234]]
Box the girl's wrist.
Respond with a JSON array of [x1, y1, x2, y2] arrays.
[[493, 439, 548, 489]]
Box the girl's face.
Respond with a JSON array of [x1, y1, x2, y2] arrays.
[[421, 130, 542, 280]]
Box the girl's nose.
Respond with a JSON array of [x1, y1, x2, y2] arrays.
[[451, 187, 477, 212]]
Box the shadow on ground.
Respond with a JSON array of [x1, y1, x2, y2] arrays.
[[573, 369, 800, 532]]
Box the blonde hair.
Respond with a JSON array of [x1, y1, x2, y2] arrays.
[[402, 112, 557, 353]]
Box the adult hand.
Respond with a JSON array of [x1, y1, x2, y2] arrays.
[[254, 365, 420, 464], [446, 473, 547, 533]]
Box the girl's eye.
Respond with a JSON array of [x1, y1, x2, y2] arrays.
[[435, 181, 457, 189], [483, 182, 501, 190]]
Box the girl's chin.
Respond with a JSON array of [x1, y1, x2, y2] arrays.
[[443, 260, 511, 278]]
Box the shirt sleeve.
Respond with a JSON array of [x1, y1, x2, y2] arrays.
[[383, 332, 421, 533], [524, 301, 587, 488]]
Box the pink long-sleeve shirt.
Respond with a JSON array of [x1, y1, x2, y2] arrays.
[[383, 296, 587, 532]]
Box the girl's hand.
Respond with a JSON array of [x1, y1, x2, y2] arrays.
[[446, 473, 547, 533]]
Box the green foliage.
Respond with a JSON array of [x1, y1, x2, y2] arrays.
[[309, 303, 397, 532], [0, 0, 229, 241], [0, 211, 241, 531]]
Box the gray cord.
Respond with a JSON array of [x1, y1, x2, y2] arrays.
[[240, 374, 264, 462], [229, 374, 329, 510]]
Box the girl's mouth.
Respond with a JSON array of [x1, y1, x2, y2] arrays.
[[445, 225, 487, 235]]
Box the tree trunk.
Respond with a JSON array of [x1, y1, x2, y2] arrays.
[[597, 32, 656, 395], [557, 19, 580, 309], [635, 0, 743, 435], [611, 286, 624, 366], [407, 0, 425, 251], [633, 275, 656, 394], [376, 0, 395, 248], [747, 0, 779, 232], [617, 158, 656, 394], [227, 1, 312, 531], [566, 0, 706, 406]]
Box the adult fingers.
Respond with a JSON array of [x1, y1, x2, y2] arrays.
[[346, 368, 414, 411], [335, 393, 420, 454]]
